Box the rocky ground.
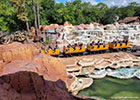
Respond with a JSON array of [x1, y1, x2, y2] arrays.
[[0, 42, 100, 100], [59, 52, 140, 94]]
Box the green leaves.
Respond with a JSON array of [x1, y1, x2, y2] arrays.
[[9, 0, 28, 21], [0, 0, 140, 32], [0, 0, 15, 32]]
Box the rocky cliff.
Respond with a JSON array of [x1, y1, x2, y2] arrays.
[[0, 42, 99, 100]]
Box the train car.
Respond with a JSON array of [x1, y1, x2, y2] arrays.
[[40, 41, 131, 57], [63, 46, 86, 54], [41, 49, 60, 55], [109, 42, 130, 49], [87, 44, 109, 52]]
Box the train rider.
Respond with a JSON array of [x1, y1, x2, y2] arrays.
[[112, 40, 117, 47], [73, 43, 78, 50], [54, 42, 59, 49], [115, 40, 118, 46], [103, 41, 107, 48], [68, 44, 72, 48], [95, 41, 100, 48], [79, 42, 83, 50], [66, 44, 72, 51], [45, 46, 52, 53], [55, 44, 59, 49], [91, 41, 95, 49], [53, 44, 59, 52], [125, 39, 128, 45], [48, 46, 52, 50], [119, 40, 123, 46]]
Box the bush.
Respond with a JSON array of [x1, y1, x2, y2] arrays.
[[44, 40, 50, 44]]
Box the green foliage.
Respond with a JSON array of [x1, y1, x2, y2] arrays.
[[44, 39, 49, 44], [0, 0, 140, 32], [9, 0, 28, 21], [0, 0, 15, 32]]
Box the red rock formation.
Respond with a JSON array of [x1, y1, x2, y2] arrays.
[[64, 21, 72, 26], [0, 42, 67, 83], [0, 42, 38, 62], [0, 71, 75, 100], [31, 27, 36, 37], [0, 42, 99, 100]]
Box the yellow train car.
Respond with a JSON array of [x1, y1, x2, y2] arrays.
[[87, 44, 109, 51], [109, 42, 130, 49], [63, 46, 86, 54], [41, 49, 60, 55]]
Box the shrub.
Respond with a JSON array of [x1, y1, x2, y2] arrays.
[[44, 40, 50, 44]]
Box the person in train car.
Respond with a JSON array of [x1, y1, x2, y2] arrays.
[[103, 41, 107, 48], [123, 39, 128, 46], [73, 43, 78, 50], [55, 44, 59, 49], [112, 40, 117, 47], [48, 46, 52, 50], [68, 44, 72, 48], [119, 40, 123, 46], [78, 42, 83, 49], [45, 46, 52, 53], [53, 44, 59, 52], [95, 41, 100, 48], [115, 40, 119, 46], [66, 44, 71, 51], [91, 41, 95, 49], [64, 46, 68, 51]]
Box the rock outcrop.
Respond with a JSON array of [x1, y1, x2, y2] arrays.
[[0, 42, 99, 100], [0, 42, 67, 83], [0, 71, 74, 100], [60, 52, 140, 94]]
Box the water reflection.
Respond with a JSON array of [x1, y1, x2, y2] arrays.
[[78, 77, 140, 100]]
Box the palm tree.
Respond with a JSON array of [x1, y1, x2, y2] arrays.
[[24, 1, 30, 32], [32, 0, 38, 36], [36, 0, 40, 34]]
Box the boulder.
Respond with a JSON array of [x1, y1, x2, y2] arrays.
[[0, 71, 75, 100], [64, 21, 72, 26], [0, 42, 38, 62]]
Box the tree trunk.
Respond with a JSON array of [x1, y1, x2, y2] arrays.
[[26, 21, 30, 32], [24, 2, 30, 32], [32, 0, 38, 36], [36, 0, 40, 34]]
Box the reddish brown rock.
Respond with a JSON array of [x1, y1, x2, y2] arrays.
[[64, 21, 72, 26], [31, 27, 36, 37], [0, 42, 38, 62], [0, 42, 67, 83], [0, 71, 99, 100], [0, 72, 74, 100], [0, 42, 99, 100]]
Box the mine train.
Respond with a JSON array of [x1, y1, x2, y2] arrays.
[[41, 41, 131, 57]]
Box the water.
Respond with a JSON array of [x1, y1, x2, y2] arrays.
[[78, 77, 140, 100]]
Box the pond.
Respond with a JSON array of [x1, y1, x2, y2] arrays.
[[78, 77, 140, 100]]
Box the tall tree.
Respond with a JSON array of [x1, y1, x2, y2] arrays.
[[36, 0, 40, 33], [102, 6, 118, 24], [10, 0, 30, 32], [0, 0, 16, 32], [32, 0, 38, 36]]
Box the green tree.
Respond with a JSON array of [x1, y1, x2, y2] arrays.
[[10, 0, 30, 32], [96, 3, 108, 23], [52, 3, 65, 24], [102, 6, 118, 24], [0, 0, 15, 32]]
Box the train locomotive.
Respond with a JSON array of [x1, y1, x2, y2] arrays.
[[41, 41, 131, 57]]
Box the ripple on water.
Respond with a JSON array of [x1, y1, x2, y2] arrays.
[[108, 66, 140, 78]]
